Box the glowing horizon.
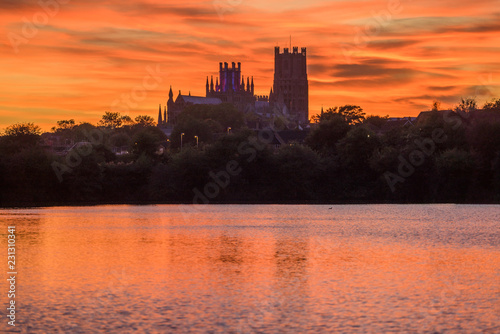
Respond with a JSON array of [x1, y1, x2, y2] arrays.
[[1, 0, 499, 132]]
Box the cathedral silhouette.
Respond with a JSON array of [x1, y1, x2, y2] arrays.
[[158, 46, 308, 130]]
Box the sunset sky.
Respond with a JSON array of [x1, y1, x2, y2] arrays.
[[1, 0, 499, 131]]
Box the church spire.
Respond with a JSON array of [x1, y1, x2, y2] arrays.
[[251, 76, 254, 95], [158, 104, 162, 125], [206, 76, 209, 95], [169, 85, 173, 100], [210, 76, 214, 93]]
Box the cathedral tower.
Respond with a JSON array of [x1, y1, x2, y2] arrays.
[[271, 46, 308, 123]]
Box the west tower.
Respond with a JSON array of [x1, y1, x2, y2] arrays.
[[271, 46, 308, 123]]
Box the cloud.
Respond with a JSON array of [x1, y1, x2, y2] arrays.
[[332, 58, 417, 80], [428, 86, 457, 92], [0, 0, 33, 10], [368, 39, 420, 50]]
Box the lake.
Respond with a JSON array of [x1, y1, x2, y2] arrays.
[[1, 204, 499, 333]]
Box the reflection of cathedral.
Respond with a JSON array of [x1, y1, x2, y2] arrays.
[[158, 46, 309, 129]]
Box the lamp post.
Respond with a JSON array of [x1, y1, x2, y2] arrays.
[[194, 135, 199, 148], [181, 133, 184, 150], [227, 127, 231, 134]]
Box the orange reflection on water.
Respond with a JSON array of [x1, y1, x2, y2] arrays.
[[0, 204, 499, 333]]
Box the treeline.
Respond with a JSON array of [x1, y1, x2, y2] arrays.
[[0, 99, 500, 206]]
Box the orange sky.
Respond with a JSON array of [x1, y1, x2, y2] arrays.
[[1, 0, 499, 131]]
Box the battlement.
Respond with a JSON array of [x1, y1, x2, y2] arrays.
[[274, 46, 306, 56], [272, 45, 308, 123], [256, 95, 269, 102]]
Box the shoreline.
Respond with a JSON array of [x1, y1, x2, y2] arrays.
[[1, 199, 499, 209]]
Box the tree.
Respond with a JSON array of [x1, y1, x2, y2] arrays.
[[98, 112, 133, 129], [274, 144, 321, 200], [313, 107, 339, 123], [131, 127, 167, 158], [305, 115, 350, 153], [435, 148, 475, 202], [170, 116, 213, 149], [52, 119, 75, 132], [135, 115, 156, 127], [4, 123, 41, 137], [0, 123, 42, 154], [338, 105, 366, 125], [163, 147, 210, 199], [72, 122, 104, 142], [469, 120, 500, 166], [121, 115, 135, 126], [337, 127, 380, 172], [99, 112, 122, 129], [431, 100, 441, 111], [313, 105, 365, 125], [483, 98, 500, 111], [364, 115, 389, 129], [110, 132, 131, 148], [454, 97, 477, 115]]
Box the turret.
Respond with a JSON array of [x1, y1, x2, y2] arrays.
[[158, 104, 162, 125], [168, 86, 173, 100], [241, 76, 245, 91], [251, 76, 254, 95], [210, 76, 214, 93], [246, 77, 250, 92], [166, 86, 175, 125], [206, 76, 209, 95], [164, 106, 167, 125]]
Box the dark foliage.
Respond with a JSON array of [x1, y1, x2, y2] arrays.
[[1, 108, 500, 206]]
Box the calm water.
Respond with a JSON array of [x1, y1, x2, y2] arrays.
[[1, 204, 499, 333]]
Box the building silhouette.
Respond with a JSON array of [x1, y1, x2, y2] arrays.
[[158, 46, 309, 129], [158, 87, 222, 126], [206, 62, 256, 112], [158, 62, 258, 128], [270, 46, 308, 123]]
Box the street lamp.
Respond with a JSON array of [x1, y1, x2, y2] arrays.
[[194, 135, 199, 148], [227, 127, 231, 134], [181, 133, 184, 150]]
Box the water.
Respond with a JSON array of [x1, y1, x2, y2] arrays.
[[1, 204, 499, 333]]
